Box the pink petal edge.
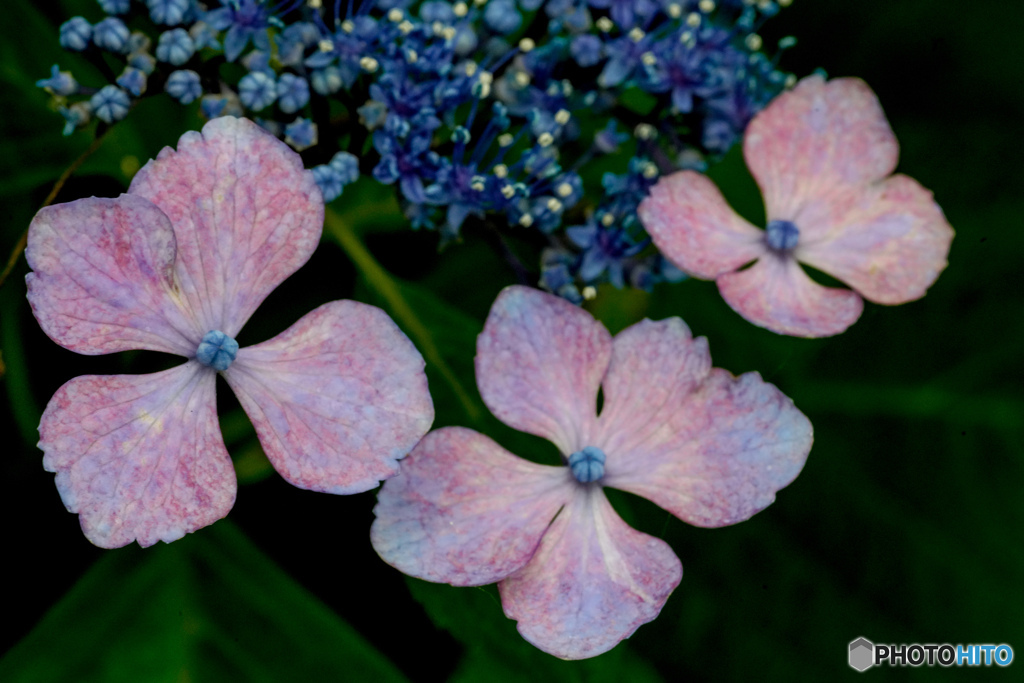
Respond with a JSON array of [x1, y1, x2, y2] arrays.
[[475, 285, 609, 455], [601, 321, 813, 526], [717, 256, 864, 338], [744, 75, 899, 220], [39, 363, 235, 549], [499, 487, 682, 660], [370, 427, 571, 586], [639, 170, 766, 280], [128, 116, 324, 337], [794, 175, 954, 304], [224, 300, 434, 494], [25, 194, 200, 356]]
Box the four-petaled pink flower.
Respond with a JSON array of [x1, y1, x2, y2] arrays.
[[26, 117, 434, 549], [638, 75, 955, 337], [370, 285, 812, 659]]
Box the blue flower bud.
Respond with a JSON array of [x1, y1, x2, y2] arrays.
[[59, 17, 92, 51], [238, 71, 277, 111], [36, 65, 78, 96], [484, 0, 522, 34], [97, 0, 131, 14], [310, 66, 343, 95], [165, 69, 202, 104], [92, 17, 131, 53], [329, 151, 360, 185], [276, 73, 310, 114], [90, 85, 131, 123], [116, 66, 148, 96], [312, 164, 343, 202], [147, 0, 190, 25], [284, 117, 318, 151], [156, 28, 195, 65], [765, 220, 800, 252], [59, 102, 92, 136], [195, 330, 239, 372], [568, 446, 606, 483]]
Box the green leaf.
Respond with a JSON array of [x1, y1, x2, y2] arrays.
[[0, 521, 409, 683]]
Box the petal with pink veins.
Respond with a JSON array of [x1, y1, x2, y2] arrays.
[[371, 427, 571, 586], [717, 256, 864, 337], [224, 300, 434, 495], [499, 488, 682, 660], [744, 75, 899, 219], [128, 116, 324, 337], [602, 362, 812, 528], [476, 285, 608, 455], [794, 175, 954, 304], [639, 170, 766, 279], [26, 195, 200, 356], [38, 363, 235, 548]]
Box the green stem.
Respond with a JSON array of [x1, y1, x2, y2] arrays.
[[325, 207, 482, 422]]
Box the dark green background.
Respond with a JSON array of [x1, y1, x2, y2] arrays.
[[1, 0, 1020, 680]]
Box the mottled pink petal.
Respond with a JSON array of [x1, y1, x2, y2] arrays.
[[371, 427, 571, 586], [601, 334, 813, 527], [794, 175, 954, 304], [476, 285, 608, 455], [39, 364, 234, 548], [716, 256, 864, 337], [128, 116, 323, 336], [25, 195, 199, 356], [499, 488, 682, 660], [745, 75, 899, 219], [639, 170, 766, 279], [224, 300, 433, 494]]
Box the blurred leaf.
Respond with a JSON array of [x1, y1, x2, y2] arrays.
[[0, 521, 408, 683], [0, 279, 41, 445]]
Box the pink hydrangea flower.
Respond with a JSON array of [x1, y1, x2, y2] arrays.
[[638, 75, 955, 337], [370, 285, 812, 659], [26, 117, 434, 548]]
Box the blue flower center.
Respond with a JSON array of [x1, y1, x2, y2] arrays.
[[568, 446, 606, 484], [765, 219, 800, 252], [196, 330, 239, 371]]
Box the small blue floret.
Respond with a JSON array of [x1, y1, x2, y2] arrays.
[[765, 219, 800, 252], [196, 330, 239, 372], [165, 69, 202, 104], [156, 28, 196, 65], [238, 71, 277, 111], [37, 65, 78, 96], [276, 73, 310, 114], [59, 17, 92, 51], [90, 85, 131, 123], [147, 0, 190, 26], [568, 446, 606, 484], [92, 17, 131, 53], [98, 0, 131, 14], [285, 117, 318, 151]]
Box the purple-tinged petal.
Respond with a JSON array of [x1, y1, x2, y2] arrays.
[[39, 363, 234, 548], [476, 286, 609, 455], [596, 317, 711, 455], [794, 175, 954, 304], [639, 170, 766, 280], [499, 488, 682, 660], [26, 195, 200, 356], [717, 256, 864, 338], [127, 116, 323, 337], [744, 75, 899, 220], [600, 329, 812, 527], [224, 300, 433, 494], [371, 427, 571, 586]]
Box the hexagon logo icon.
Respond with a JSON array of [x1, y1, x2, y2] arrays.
[[849, 637, 874, 672]]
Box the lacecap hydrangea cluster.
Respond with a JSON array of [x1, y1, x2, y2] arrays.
[[38, 0, 796, 302]]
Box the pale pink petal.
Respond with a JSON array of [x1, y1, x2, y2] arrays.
[[499, 488, 682, 660], [370, 427, 571, 586], [602, 362, 812, 528], [39, 363, 234, 548], [224, 300, 433, 494], [639, 170, 766, 279], [476, 286, 608, 455], [716, 256, 864, 337], [128, 116, 323, 336], [595, 317, 711, 454], [25, 195, 200, 356], [793, 175, 954, 304], [744, 75, 899, 219]]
